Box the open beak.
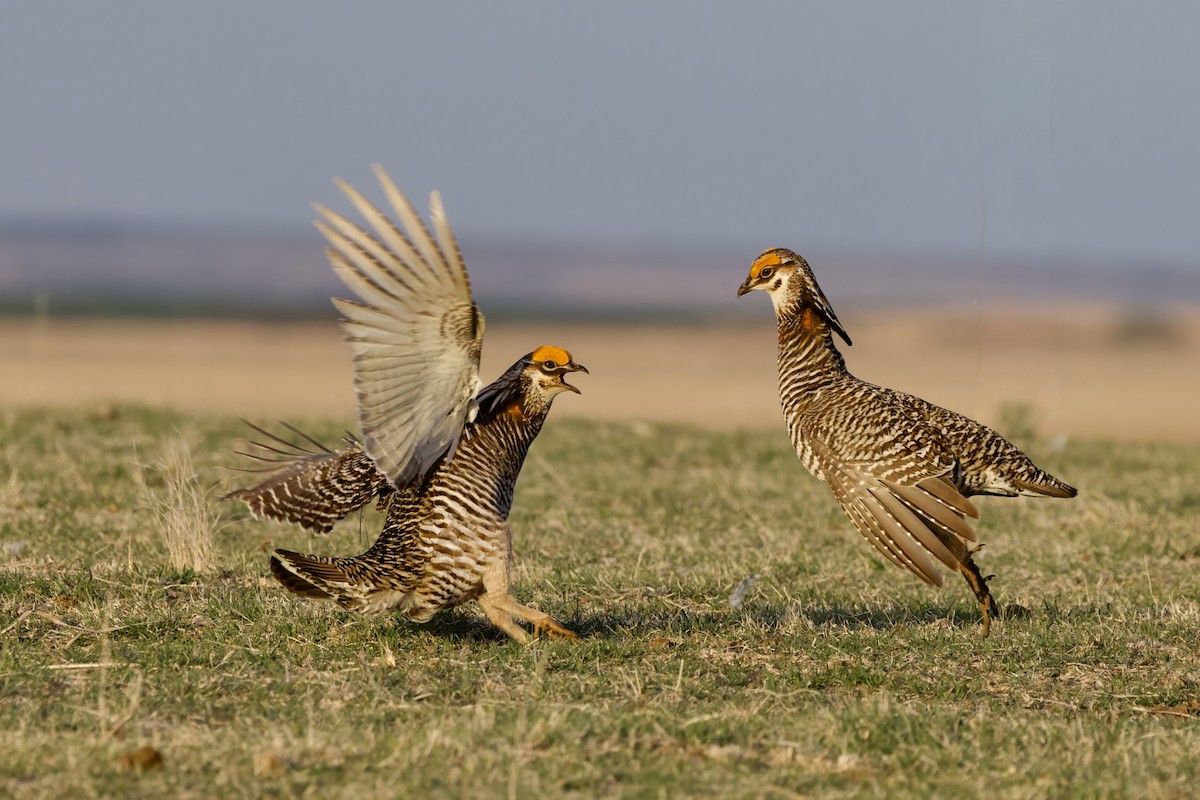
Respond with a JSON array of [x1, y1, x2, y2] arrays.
[[736, 279, 754, 298], [560, 361, 588, 394]]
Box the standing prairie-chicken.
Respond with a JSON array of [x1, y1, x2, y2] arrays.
[[228, 166, 586, 643], [737, 248, 1076, 635]]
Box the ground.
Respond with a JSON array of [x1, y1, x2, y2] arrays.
[[1, 405, 1197, 798]]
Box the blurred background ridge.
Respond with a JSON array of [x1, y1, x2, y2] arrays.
[[0, 1, 1198, 316], [1, 220, 1197, 318]]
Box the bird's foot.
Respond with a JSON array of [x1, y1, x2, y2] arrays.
[[532, 618, 579, 641]]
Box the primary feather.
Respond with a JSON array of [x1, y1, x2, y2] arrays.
[[317, 166, 484, 488]]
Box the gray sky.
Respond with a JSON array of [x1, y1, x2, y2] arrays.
[[2, 1, 1198, 266]]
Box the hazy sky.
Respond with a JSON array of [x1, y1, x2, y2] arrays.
[[2, 1, 1198, 266]]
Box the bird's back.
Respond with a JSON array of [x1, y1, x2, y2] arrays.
[[777, 313, 957, 487], [783, 351, 1075, 501], [776, 309, 1074, 500], [894, 391, 1077, 498]]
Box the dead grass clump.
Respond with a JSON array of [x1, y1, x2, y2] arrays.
[[137, 438, 219, 574]]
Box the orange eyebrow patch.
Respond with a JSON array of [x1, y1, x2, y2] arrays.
[[750, 251, 783, 279], [531, 345, 572, 366]]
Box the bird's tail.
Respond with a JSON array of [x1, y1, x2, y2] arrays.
[[1013, 469, 1078, 499], [269, 549, 409, 613]]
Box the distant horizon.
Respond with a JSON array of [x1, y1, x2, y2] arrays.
[[2, 219, 1196, 317], [2, 212, 1197, 271]]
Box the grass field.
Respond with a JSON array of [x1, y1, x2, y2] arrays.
[[2, 405, 1198, 798]]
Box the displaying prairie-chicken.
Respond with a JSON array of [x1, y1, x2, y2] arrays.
[[737, 248, 1076, 635], [228, 166, 586, 643]]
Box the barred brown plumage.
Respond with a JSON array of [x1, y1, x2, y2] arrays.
[[738, 247, 1077, 635], [224, 421, 391, 534], [229, 168, 586, 643]]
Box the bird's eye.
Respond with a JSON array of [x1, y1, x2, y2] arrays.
[[759, 267, 774, 279], [543, 360, 558, 370]]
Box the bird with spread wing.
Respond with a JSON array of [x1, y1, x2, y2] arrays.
[[738, 248, 1076, 635], [228, 167, 586, 642]]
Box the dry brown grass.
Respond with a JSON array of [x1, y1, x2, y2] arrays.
[[135, 437, 219, 574], [1, 303, 1198, 441]]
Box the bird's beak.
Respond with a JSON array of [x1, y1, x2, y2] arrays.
[[737, 278, 754, 298], [560, 361, 588, 394]]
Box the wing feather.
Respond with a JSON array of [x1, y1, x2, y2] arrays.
[[320, 168, 484, 487], [332, 177, 437, 285], [224, 423, 390, 534], [807, 409, 980, 586], [823, 453, 942, 584], [316, 211, 428, 297], [885, 479, 977, 543], [326, 258, 407, 313], [372, 166, 450, 285], [831, 475, 910, 573], [913, 475, 980, 519], [429, 191, 470, 289], [854, 499, 942, 585], [870, 485, 962, 569]]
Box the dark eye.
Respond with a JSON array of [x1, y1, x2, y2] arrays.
[[759, 267, 774, 279], [543, 360, 558, 370]]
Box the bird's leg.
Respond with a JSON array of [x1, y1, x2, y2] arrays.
[[476, 593, 530, 644], [494, 596, 579, 641], [958, 550, 999, 637], [478, 558, 577, 643]]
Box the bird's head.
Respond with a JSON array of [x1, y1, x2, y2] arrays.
[[524, 345, 588, 399], [737, 248, 852, 346]]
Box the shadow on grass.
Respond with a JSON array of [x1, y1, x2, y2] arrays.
[[342, 598, 1114, 645], [509, 602, 989, 640], [561, 600, 1116, 639], [409, 610, 515, 644], [752, 602, 987, 633]]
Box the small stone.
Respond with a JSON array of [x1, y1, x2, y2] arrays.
[[728, 574, 762, 610]]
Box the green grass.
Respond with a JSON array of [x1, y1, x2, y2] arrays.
[[1, 405, 1198, 798]]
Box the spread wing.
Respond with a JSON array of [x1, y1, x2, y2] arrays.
[[224, 422, 391, 534], [315, 165, 485, 487], [805, 398, 980, 586]]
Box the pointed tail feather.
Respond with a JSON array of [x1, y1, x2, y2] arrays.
[[1014, 472, 1078, 498], [270, 549, 346, 600], [269, 549, 411, 614], [265, 551, 336, 599]]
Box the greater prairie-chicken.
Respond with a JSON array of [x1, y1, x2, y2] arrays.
[[738, 248, 1076, 635], [228, 167, 586, 643]]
